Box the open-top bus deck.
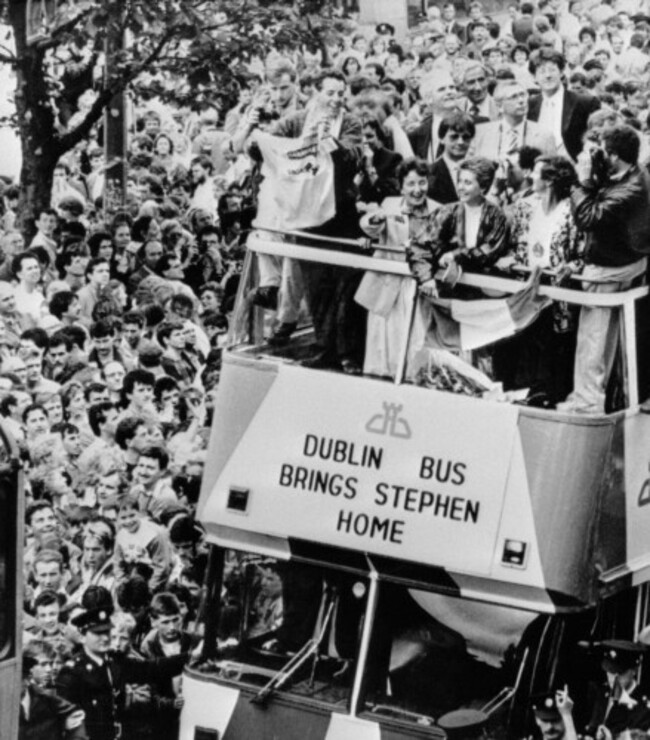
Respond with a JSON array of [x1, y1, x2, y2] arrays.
[[181, 232, 650, 740]]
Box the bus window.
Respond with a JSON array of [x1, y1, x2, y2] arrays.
[[210, 551, 367, 707], [360, 585, 537, 729]]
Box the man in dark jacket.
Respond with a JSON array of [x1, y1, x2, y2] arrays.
[[560, 125, 650, 413], [20, 640, 87, 740]]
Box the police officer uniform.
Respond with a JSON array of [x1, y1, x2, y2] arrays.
[[56, 606, 188, 740], [584, 640, 650, 736]]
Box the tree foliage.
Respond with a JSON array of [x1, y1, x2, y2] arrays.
[[2, 0, 348, 228]]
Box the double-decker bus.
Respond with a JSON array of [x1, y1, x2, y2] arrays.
[[181, 231, 650, 740], [0, 421, 25, 740]]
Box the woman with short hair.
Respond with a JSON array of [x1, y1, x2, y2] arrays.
[[356, 157, 441, 378]]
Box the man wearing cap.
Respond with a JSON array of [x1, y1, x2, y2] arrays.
[[57, 589, 190, 740], [531, 690, 575, 740], [584, 640, 650, 737]]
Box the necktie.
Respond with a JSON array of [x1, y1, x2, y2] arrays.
[[507, 127, 519, 155], [469, 104, 479, 119]]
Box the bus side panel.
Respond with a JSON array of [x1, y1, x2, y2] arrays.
[[623, 413, 650, 584], [0, 425, 22, 740], [197, 357, 279, 519], [518, 414, 617, 603], [0, 659, 19, 740]]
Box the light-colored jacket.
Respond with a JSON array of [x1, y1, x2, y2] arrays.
[[472, 119, 556, 161], [356, 197, 440, 317]]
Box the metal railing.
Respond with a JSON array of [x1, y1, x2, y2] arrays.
[[242, 230, 650, 409]]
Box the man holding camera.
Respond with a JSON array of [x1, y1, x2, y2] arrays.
[[559, 125, 650, 414]]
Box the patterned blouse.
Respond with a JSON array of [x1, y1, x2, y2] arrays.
[[510, 196, 584, 270], [509, 196, 585, 332]]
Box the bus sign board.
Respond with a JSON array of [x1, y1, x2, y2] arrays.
[[200, 364, 520, 576]]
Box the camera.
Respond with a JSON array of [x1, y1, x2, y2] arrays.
[[257, 106, 280, 125], [590, 146, 608, 185]]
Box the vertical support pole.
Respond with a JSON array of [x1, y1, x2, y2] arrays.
[[395, 283, 418, 385], [199, 545, 225, 662], [349, 572, 379, 716], [623, 299, 639, 408]]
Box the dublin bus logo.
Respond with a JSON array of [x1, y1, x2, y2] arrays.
[[365, 403, 411, 439]]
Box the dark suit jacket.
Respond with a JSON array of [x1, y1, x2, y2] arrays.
[[427, 158, 459, 205], [527, 88, 600, 161], [443, 20, 466, 42], [409, 115, 435, 163], [19, 686, 87, 740]]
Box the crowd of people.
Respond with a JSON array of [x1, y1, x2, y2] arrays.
[[14, 0, 650, 737]]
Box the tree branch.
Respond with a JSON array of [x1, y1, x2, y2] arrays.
[[56, 27, 176, 154]]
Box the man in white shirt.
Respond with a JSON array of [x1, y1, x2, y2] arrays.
[[12, 251, 47, 326], [189, 155, 217, 215], [29, 208, 58, 264], [473, 81, 556, 161]]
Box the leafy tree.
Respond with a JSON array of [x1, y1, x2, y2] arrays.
[[1, 0, 346, 232]]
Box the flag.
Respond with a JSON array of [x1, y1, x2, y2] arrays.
[[254, 130, 335, 232], [427, 268, 551, 351]]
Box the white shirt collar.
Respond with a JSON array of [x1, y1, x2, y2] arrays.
[[543, 86, 564, 104]]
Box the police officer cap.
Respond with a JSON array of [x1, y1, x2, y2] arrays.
[[376, 22, 395, 36], [531, 692, 561, 721], [81, 585, 114, 612], [71, 605, 114, 632], [438, 709, 488, 738], [601, 640, 646, 673]]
